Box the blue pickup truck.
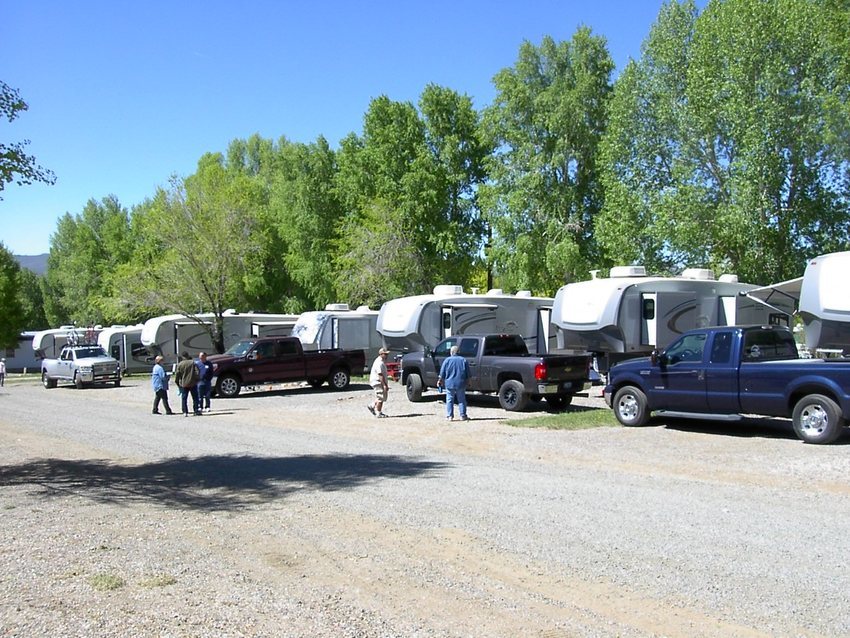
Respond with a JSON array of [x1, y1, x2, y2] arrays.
[[604, 325, 850, 444]]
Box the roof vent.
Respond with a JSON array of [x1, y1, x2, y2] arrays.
[[433, 285, 464, 296], [515, 290, 532, 297], [355, 305, 371, 312], [486, 288, 505, 296], [682, 268, 715, 280], [718, 274, 739, 283], [324, 303, 350, 311], [610, 266, 647, 278]]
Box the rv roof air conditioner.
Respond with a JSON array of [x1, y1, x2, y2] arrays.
[[486, 289, 505, 296], [325, 303, 350, 311], [433, 285, 464, 296], [355, 305, 371, 312], [681, 268, 716, 280], [515, 290, 532, 297], [609, 266, 647, 278], [718, 274, 739, 283]]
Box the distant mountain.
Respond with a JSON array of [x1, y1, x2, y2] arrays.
[[14, 254, 49, 275]]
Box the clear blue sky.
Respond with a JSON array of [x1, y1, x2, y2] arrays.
[[2, 0, 675, 255]]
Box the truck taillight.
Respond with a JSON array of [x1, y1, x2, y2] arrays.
[[534, 362, 547, 381]]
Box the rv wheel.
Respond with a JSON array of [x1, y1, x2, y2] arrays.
[[498, 380, 528, 412], [406, 373, 423, 401]]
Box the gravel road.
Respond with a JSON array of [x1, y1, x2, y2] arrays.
[[1, 376, 849, 637]]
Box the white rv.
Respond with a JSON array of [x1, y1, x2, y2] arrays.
[[97, 324, 150, 374], [31, 325, 103, 360], [141, 310, 300, 365], [552, 266, 794, 372], [795, 251, 850, 352], [3, 332, 40, 372], [377, 285, 555, 354], [291, 304, 380, 370]]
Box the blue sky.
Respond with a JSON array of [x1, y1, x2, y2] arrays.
[[2, 0, 674, 255]]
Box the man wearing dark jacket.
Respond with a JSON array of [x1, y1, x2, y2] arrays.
[[174, 352, 201, 416]]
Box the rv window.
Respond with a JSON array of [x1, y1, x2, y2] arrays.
[[442, 313, 451, 330], [458, 339, 479, 358], [111, 345, 120, 359], [642, 298, 656, 320], [131, 343, 147, 357]]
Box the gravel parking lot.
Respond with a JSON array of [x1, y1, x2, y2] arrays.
[[1, 375, 849, 637]]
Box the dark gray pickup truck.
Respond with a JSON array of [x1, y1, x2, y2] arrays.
[[401, 334, 591, 411]]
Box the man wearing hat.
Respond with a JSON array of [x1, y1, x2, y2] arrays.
[[367, 348, 390, 418]]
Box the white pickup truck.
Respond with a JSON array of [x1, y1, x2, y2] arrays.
[[41, 345, 122, 389]]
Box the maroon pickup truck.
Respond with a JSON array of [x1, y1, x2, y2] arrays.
[[209, 336, 366, 397]]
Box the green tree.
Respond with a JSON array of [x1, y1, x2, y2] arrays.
[[597, 0, 850, 283], [43, 195, 134, 326], [481, 29, 615, 293], [17, 268, 48, 330], [1, 81, 55, 197], [0, 243, 25, 346], [117, 153, 269, 352]]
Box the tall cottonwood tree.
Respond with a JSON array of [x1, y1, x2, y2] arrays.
[[597, 0, 850, 283], [481, 29, 614, 293], [0, 243, 25, 346], [119, 153, 269, 352], [43, 195, 133, 325], [0, 80, 55, 197]]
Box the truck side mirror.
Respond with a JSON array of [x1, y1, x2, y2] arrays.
[[650, 350, 660, 366]]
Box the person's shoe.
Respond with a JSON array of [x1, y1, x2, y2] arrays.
[[166, 411, 175, 415], [204, 407, 211, 413], [194, 411, 203, 416], [446, 416, 454, 421], [183, 412, 189, 417], [152, 410, 161, 415], [367, 404, 376, 415], [376, 412, 389, 418], [460, 415, 470, 421]]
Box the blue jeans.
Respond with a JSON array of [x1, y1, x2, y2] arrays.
[[180, 385, 200, 414], [197, 381, 211, 409], [445, 386, 467, 418]]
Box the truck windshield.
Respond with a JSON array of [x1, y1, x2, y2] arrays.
[[76, 347, 108, 358], [225, 340, 256, 357]]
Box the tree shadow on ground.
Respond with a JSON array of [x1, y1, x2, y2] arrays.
[[0, 453, 451, 511]]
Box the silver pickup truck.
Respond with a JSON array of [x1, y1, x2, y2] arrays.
[[41, 345, 122, 389]]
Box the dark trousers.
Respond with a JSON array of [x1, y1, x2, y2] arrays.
[[197, 380, 211, 409], [153, 389, 172, 414], [180, 385, 200, 414]]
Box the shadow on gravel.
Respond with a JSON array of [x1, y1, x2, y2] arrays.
[[656, 416, 850, 444], [0, 453, 451, 511]]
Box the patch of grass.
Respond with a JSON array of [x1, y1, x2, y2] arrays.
[[88, 572, 125, 591], [510, 406, 619, 430], [140, 573, 177, 588]]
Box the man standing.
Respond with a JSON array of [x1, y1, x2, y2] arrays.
[[367, 348, 390, 418], [196, 352, 214, 412], [0, 357, 6, 387], [151, 355, 174, 415], [174, 352, 201, 416], [437, 345, 471, 421]]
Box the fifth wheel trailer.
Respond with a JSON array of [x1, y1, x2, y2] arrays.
[[377, 285, 555, 355], [97, 324, 151, 374], [552, 266, 794, 372], [141, 310, 300, 366], [290, 304, 381, 371]]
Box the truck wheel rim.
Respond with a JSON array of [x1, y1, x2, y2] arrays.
[[618, 394, 638, 421], [799, 405, 828, 434], [332, 371, 346, 387], [221, 379, 237, 395]]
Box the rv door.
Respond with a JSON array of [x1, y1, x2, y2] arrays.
[[536, 308, 552, 354], [640, 293, 657, 347]]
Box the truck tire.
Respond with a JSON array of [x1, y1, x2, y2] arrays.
[[74, 373, 84, 390], [612, 385, 649, 426], [792, 394, 845, 444], [329, 367, 350, 390], [217, 374, 242, 398], [545, 394, 573, 410], [406, 373, 423, 402], [498, 379, 528, 412], [42, 371, 57, 389]]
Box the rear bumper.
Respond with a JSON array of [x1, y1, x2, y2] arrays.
[[536, 380, 586, 395]]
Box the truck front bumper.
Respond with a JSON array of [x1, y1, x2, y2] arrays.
[[603, 387, 613, 407]]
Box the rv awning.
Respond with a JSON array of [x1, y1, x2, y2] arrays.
[[742, 277, 803, 313]]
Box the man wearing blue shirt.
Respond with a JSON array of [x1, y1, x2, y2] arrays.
[[437, 345, 471, 422]]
